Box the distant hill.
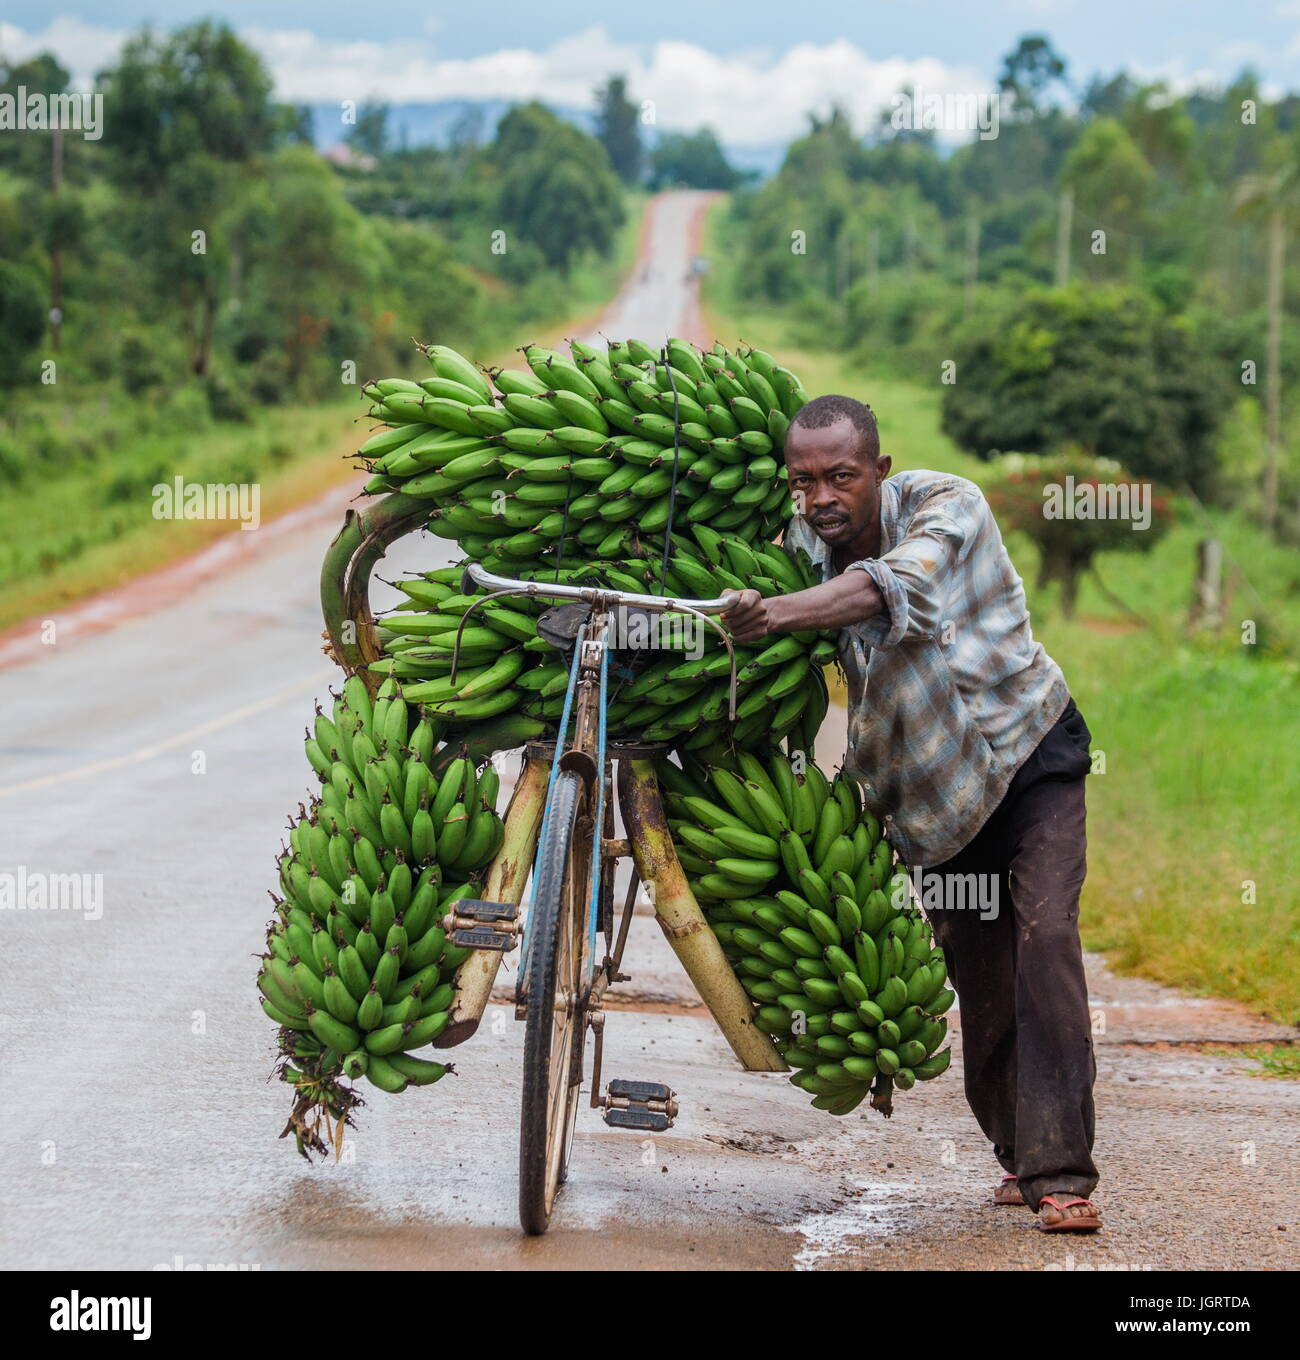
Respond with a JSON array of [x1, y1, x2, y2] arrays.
[[305, 99, 785, 179]]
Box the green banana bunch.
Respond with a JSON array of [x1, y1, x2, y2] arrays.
[[657, 748, 953, 1117], [371, 534, 836, 753], [355, 337, 803, 560], [262, 674, 507, 1153]]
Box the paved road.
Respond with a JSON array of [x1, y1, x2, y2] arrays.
[[2, 189, 1297, 1271]]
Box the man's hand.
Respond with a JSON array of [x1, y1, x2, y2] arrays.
[[722, 589, 772, 643], [722, 573, 886, 644]]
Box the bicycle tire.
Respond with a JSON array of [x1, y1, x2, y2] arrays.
[[519, 769, 588, 1235]]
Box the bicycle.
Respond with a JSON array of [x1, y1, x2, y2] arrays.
[[442, 561, 742, 1234]]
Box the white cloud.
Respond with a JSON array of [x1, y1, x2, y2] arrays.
[[1, 18, 1001, 146], [0, 16, 129, 84]]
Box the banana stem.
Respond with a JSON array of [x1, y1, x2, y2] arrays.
[[320, 512, 366, 674], [433, 756, 547, 1047], [320, 492, 432, 696], [618, 758, 787, 1073]]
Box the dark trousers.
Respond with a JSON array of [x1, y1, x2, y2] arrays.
[[924, 699, 1098, 1212]]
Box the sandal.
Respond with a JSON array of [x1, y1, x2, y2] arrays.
[[1037, 1193, 1102, 1232], [993, 1174, 1025, 1207]]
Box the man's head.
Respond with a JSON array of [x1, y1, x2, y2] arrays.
[[785, 394, 891, 551]]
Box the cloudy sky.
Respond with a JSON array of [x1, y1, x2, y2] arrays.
[[3, 2, 1297, 145]]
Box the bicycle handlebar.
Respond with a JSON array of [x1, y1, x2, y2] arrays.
[[464, 562, 739, 615]]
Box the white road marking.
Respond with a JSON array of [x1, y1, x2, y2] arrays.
[[0, 671, 330, 799]]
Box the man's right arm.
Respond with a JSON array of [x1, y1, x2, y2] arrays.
[[722, 572, 884, 643]]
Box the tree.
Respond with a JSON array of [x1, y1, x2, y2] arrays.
[[0, 53, 72, 176], [0, 261, 46, 386], [1234, 150, 1300, 529], [998, 35, 1070, 120], [940, 283, 1225, 495], [985, 450, 1173, 616], [223, 145, 385, 390], [1060, 117, 1154, 274], [346, 102, 389, 160], [594, 75, 642, 184], [97, 21, 274, 193], [492, 103, 624, 274], [96, 21, 276, 374], [273, 104, 315, 147], [649, 128, 739, 190]]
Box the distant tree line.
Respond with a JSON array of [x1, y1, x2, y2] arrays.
[[726, 34, 1300, 526]]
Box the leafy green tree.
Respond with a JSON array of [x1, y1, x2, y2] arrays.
[[998, 35, 1070, 120], [1060, 117, 1154, 274], [224, 145, 386, 390], [985, 449, 1173, 616], [940, 283, 1225, 494], [0, 53, 72, 176], [346, 102, 389, 160], [594, 75, 642, 184], [492, 103, 624, 274], [0, 261, 46, 386], [1234, 143, 1300, 528], [649, 128, 739, 190], [97, 21, 274, 192], [96, 21, 276, 374], [273, 104, 316, 147]]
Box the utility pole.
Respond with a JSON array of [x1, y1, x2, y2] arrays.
[[1263, 204, 1283, 530], [50, 126, 63, 351], [1055, 184, 1073, 287]]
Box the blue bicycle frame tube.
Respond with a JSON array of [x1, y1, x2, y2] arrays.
[[584, 628, 609, 980]]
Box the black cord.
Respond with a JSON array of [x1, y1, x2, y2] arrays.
[[657, 344, 684, 596]]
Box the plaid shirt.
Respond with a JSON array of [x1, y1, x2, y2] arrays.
[[785, 469, 1070, 867]]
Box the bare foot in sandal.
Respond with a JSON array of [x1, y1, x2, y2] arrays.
[[993, 1175, 1025, 1206], [1037, 1192, 1101, 1232]]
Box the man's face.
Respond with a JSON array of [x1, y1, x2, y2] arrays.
[[784, 417, 890, 550]]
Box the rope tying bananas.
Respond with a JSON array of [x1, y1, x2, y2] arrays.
[[657, 749, 954, 1117], [260, 675, 503, 1157]]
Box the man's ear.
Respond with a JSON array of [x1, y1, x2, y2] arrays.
[[876, 455, 892, 483]]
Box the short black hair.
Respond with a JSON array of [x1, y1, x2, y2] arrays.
[[790, 394, 879, 461]]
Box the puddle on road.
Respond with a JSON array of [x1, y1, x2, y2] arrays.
[[787, 1181, 914, 1269]]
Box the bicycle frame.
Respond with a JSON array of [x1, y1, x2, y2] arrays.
[[437, 560, 788, 1075], [454, 562, 738, 984]]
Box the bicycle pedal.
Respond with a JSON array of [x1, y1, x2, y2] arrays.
[[600, 1078, 678, 1131], [604, 1107, 671, 1132], [443, 899, 521, 952]]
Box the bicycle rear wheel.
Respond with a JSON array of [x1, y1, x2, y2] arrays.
[[519, 769, 590, 1235]]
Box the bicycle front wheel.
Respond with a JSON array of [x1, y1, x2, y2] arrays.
[[518, 769, 590, 1235]]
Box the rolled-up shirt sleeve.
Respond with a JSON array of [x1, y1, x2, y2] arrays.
[[841, 488, 980, 650]]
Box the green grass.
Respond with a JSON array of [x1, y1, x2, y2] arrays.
[[0, 192, 651, 633], [1225, 1045, 1300, 1079], [702, 197, 1300, 1032], [0, 396, 363, 631]]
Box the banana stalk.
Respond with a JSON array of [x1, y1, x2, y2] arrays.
[[321, 493, 434, 697], [433, 755, 547, 1047], [320, 512, 366, 675], [618, 758, 787, 1073]]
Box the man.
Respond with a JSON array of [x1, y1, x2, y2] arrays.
[[722, 394, 1101, 1233]]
